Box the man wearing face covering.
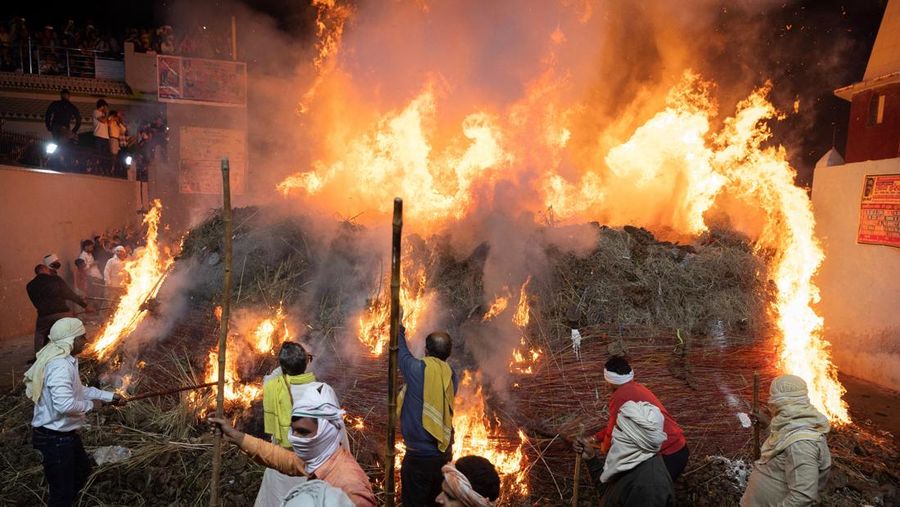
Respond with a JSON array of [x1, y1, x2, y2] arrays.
[[740, 375, 831, 506], [24, 317, 122, 506], [575, 400, 675, 506], [210, 384, 375, 507]]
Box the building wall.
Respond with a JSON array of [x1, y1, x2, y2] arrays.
[[0, 165, 141, 340], [811, 157, 900, 391], [845, 83, 900, 163]]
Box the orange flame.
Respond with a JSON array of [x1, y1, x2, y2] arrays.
[[358, 258, 431, 356], [481, 293, 510, 322], [512, 277, 531, 328], [452, 372, 528, 495], [192, 349, 261, 407], [91, 199, 173, 359], [252, 304, 291, 354]]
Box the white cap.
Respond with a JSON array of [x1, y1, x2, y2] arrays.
[[43, 253, 60, 266]]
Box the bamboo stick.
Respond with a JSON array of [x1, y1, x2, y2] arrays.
[[210, 158, 233, 507], [125, 381, 219, 402], [572, 423, 585, 507], [384, 198, 403, 507], [752, 371, 760, 460]]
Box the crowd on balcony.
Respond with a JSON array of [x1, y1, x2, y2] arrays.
[[0, 16, 232, 73]]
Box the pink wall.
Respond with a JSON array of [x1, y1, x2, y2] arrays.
[[0, 165, 142, 340]]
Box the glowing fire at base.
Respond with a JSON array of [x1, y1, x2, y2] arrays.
[[358, 256, 431, 356], [391, 371, 528, 497], [252, 304, 291, 354], [190, 350, 262, 407], [453, 372, 528, 495], [91, 199, 173, 359]]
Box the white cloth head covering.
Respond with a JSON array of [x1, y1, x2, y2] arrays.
[[43, 253, 60, 266], [441, 463, 496, 507], [288, 383, 346, 473], [603, 368, 634, 385], [114, 245, 126, 254], [600, 400, 667, 482], [23, 318, 85, 403], [758, 375, 830, 464], [281, 479, 354, 507]]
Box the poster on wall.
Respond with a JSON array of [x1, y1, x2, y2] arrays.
[[157, 55, 247, 107], [857, 173, 900, 248], [179, 127, 246, 195]]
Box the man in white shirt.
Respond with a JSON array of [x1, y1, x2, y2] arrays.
[[77, 240, 104, 297], [24, 317, 121, 506], [103, 246, 129, 299], [93, 99, 109, 155]]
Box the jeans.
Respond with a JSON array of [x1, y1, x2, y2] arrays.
[[32, 427, 92, 507], [401, 454, 448, 506]]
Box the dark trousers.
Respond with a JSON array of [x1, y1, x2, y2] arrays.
[[34, 312, 73, 355], [663, 444, 690, 481], [32, 427, 92, 507], [401, 454, 448, 506]]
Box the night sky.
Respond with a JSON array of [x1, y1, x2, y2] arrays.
[[3, 0, 888, 184]]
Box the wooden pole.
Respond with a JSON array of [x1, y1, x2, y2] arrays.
[[752, 371, 760, 460], [210, 158, 233, 507], [572, 424, 585, 507], [384, 198, 403, 507], [125, 381, 219, 402]]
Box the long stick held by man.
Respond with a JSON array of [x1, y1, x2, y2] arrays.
[[210, 158, 233, 507]]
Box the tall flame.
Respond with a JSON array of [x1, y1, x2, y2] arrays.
[[91, 199, 173, 359], [358, 257, 431, 356], [453, 371, 528, 495]]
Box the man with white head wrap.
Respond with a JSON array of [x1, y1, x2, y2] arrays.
[[435, 455, 501, 507], [210, 383, 376, 506], [590, 355, 689, 480], [103, 245, 129, 291], [24, 317, 121, 506], [575, 401, 675, 506], [741, 375, 831, 506]]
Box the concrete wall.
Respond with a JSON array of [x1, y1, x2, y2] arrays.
[[0, 165, 142, 340], [811, 157, 900, 391]]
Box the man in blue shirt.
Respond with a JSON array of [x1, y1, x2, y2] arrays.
[[398, 324, 458, 506]]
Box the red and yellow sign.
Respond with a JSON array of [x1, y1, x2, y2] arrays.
[[857, 173, 900, 248]]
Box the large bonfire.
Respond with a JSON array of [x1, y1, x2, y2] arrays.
[[10, 1, 896, 506]]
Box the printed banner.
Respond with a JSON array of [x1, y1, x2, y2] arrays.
[[179, 127, 246, 195], [158, 55, 247, 106], [857, 173, 900, 248]]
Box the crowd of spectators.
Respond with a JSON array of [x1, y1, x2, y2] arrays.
[[0, 16, 232, 72]]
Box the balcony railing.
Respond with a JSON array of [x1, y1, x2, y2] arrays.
[[0, 40, 123, 79]]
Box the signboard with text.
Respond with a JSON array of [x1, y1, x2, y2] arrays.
[[158, 55, 247, 107], [857, 173, 900, 248], [178, 127, 246, 195]]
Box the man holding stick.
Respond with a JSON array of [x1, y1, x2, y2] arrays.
[[397, 321, 458, 506], [255, 341, 350, 507], [24, 318, 123, 506], [584, 356, 689, 481], [209, 383, 375, 506]]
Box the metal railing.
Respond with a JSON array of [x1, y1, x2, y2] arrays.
[[0, 40, 122, 78]]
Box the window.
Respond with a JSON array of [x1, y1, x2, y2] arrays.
[[867, 93, 885, 126]]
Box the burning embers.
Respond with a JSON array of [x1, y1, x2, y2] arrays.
[[91, 199, 173, 360]]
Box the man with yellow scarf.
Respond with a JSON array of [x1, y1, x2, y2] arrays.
[[741, 375, 832, 506], [256, 341, 349, 507], [398, 322, 458, 506]]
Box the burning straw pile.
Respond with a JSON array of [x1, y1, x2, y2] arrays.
[[1, 207, 897, 506]]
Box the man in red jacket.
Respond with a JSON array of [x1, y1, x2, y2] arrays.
[[594, 355, 689, 480]]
